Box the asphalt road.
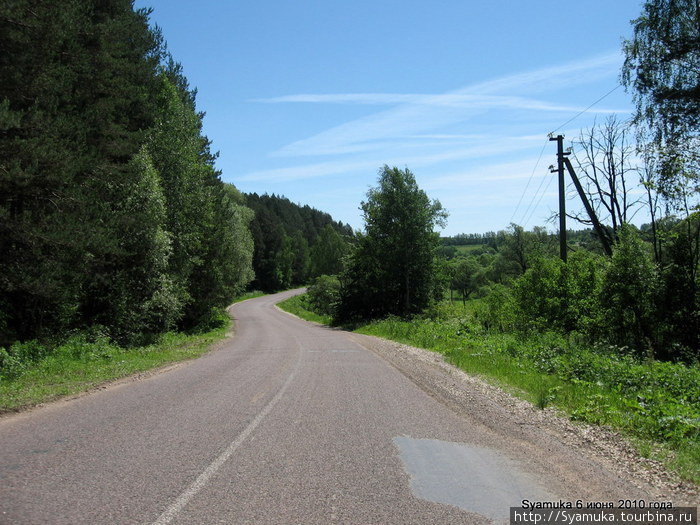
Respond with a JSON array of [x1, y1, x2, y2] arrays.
[[0, 290, 663, 524]]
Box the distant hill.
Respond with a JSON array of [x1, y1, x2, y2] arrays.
[[244, 193, 353, 291]]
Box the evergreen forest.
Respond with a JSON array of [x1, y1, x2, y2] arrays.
[[0, 2, 352, 353], [245, 193, 353, 292]]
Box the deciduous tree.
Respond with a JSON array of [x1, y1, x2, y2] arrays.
[[337, 166, 447, 321], [622, 0, 700, 203], [571, 116, 641, 246]]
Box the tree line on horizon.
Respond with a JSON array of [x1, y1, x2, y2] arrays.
[[245, 193, 353, 292]]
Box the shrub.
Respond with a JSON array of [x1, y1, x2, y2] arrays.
[[0, 340, 50, 378], [306, 275, 341, 316], [471, 284, 517, 332], [512, 251, 605, 335], [656, 215, 700, 361], [599, 226, 659, 356], [513, 257, 566, 331]]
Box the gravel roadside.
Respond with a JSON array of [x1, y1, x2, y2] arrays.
[[347, 331, 699, 507]]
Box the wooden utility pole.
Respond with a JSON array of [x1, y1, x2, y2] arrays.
[[548, 134, 613, 259], [550, 134, 567, 262]]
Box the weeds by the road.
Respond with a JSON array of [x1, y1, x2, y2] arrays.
[[230, 290, 266, 304], [0, 291, 272, 413], [0, 324, 227, 413], [0, 292, 275, 412], [0, 291, 275, 412], [278, 294, 700, 485], [278, 294, 333, 325]]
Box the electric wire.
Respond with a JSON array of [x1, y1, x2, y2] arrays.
[[548, 83, 622, 135], [523, 172, 556, 227], [510, 83, 622, 228], [509, 139, 549, 224], [517, 161, 551, 225]]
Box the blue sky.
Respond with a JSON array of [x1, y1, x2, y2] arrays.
[[135, 0, 645, 235]]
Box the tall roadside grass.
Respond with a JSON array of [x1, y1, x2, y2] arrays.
[[277, 294, 333, 325], [230, 290, 266, 304], [279, 294, 700, 485], [0, 291, 270, 412], [0, 327, 226, 412]]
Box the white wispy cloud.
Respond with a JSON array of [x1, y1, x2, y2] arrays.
[[422, 157, 551, 191], [237, 158, 380, 183], [235, 48, 630, 223], [239, 134, 544, 182], [465, 52, 621, 95], [255, 52, 626, 160], [255, 93, 625, 115]]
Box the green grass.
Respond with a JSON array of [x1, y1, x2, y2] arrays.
[[453, 244, 487, 254], [0, 291, 276, 412], [0, 325, 228, 413], [277, 294, 333, 325], [279, 294, 700, 485], [230, 290, 266, 304]]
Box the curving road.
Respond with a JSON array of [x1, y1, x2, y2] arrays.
[[0, 290, 664, 524]]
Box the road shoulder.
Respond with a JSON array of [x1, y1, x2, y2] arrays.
[[348, 331, 699, 506]]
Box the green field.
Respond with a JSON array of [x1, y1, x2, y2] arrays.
[[453, 244, 488, 254]]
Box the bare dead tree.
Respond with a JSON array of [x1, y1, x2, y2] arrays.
[[639, 148, 661, 261], [570, 116, 643, 246]]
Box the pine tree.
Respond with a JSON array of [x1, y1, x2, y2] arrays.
[[0, 0, 164, 343]]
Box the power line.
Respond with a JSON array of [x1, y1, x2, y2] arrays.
[[523, 171, 556, 228], [509, 139, 549, 224], [510, 83, 623, 227], [549, 83, 622, 135], [518, 163, 551, 225]]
